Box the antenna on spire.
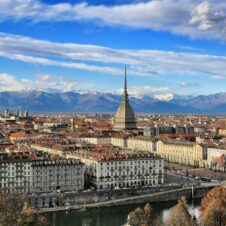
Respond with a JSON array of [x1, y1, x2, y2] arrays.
[[124, 65, 127, 91], [123, 65, 128, 102]]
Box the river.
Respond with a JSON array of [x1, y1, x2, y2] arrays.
[[46, 199, 201, 226]]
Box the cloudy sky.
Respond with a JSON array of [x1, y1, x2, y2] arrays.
[[1, 0, 226, 100]]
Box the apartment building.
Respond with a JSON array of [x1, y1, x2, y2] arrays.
[[0, 152, 32, 194], [127, 137, 155, 152], [156, 140, 207, 167], [66, 149, 164, 190], [32, 159, 84, 193], [207, 147, 226, 171], [0, 152, 84, 194]]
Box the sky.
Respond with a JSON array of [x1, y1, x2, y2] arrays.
[[1, 0, 226, 100]]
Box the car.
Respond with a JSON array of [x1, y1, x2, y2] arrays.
[[200, 176, 211, 182], [82, 189, 92, 193]]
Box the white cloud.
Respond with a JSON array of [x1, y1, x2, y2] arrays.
[[0, 73, 173, 99], [190, 1, 226, 31], [180, 81, 200, 88], [0, 32, 226, 78], [154, 93, 174, 101], [0, 1, 226, 41], [0, 73, 88, 92], [175, 45, 206, 51], [113, 85, 171, 98]]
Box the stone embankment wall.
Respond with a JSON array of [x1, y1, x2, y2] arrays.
[[30, 186, 181, 208], [34, 185, 214, 213]]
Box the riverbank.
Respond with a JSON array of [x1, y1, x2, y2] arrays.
[[38, 185, 214, 214], [46, 198, 202, 226]]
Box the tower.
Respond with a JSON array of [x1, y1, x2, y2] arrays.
[[70, 118, 75, 132], [113, 67, 137, 131]]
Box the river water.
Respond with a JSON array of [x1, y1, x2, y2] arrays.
[[46, 199, 201, 226]]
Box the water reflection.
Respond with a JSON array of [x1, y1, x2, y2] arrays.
[[46, 199, 201, 226]]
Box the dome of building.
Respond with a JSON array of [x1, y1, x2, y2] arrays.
[[113, 67, 137, 131]]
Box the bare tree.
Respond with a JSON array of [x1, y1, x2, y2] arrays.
[[165, 197, 196, 226], [200, 186, 226, 226], [0, 195, 23, 226], [0, 194, 49, 226], [127, 203, 162, 226]]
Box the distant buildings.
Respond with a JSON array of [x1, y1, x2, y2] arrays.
[[0, 109, 30, 123], [144, 125, 194, 137], [30, 139, 164, 190], [77, 135, 155, 152], [1, 100, 226, 208], [207, 148, 226, 171], [113, 67, 137, 131], [156, 140, 208, 167]]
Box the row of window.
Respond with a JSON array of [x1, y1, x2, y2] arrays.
[[100, 160, 162, 166], [98, 179, 162, 189]]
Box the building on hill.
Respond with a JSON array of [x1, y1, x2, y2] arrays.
[[113, 67, 137, 131]]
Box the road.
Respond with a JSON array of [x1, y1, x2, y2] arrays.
[[166, 162, 226, 181]]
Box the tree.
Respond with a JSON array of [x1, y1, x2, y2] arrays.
[[165, 197, 196, 226], [0, 194, 49, 226], [201, 199, 226, 226], [0, 195, 23, 226], [128, 207, 144, 226], [127, 203, 161, 226], [142, 203, 162, 226], [58, 192, 66, 206], [200, 186, 226, 226]]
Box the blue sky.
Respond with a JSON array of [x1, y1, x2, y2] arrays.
[[1, 0, 226, 100]]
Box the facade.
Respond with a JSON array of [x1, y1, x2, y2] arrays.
[[207, 148, 226, 171], [32, 159, 84, 193], [79, 137, 112, 146], [66, 150, 164, 190], [113, 68, 137, 131], [156, 140, 207, 167], [127, 137, 155, 152], [0, 153, 32, 194], [111, 137, 127, 148], [79, 136, 155, 152], [0, 152, 84, 194], [144, 125, 194, 137]]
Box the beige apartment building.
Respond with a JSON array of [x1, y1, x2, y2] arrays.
[[79, 136, 155, 152], [127, 137, 155, 152], [156, 140, 207, 167], [66, 151, 164, 190]]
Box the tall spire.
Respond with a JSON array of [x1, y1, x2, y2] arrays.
[[123, 66, 128, 101], [114, 66, 137, 130], [124, 65, 127, 91]]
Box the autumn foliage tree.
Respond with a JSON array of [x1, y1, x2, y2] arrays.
[[200, 186, 226, 226], [165, 197, 196, 226], [127, 203, 162, 226]]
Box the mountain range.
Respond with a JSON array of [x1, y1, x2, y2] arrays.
[[1, 91, 226, 114]]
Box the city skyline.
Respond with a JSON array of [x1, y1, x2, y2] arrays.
[[1, 0, 226, 101]]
